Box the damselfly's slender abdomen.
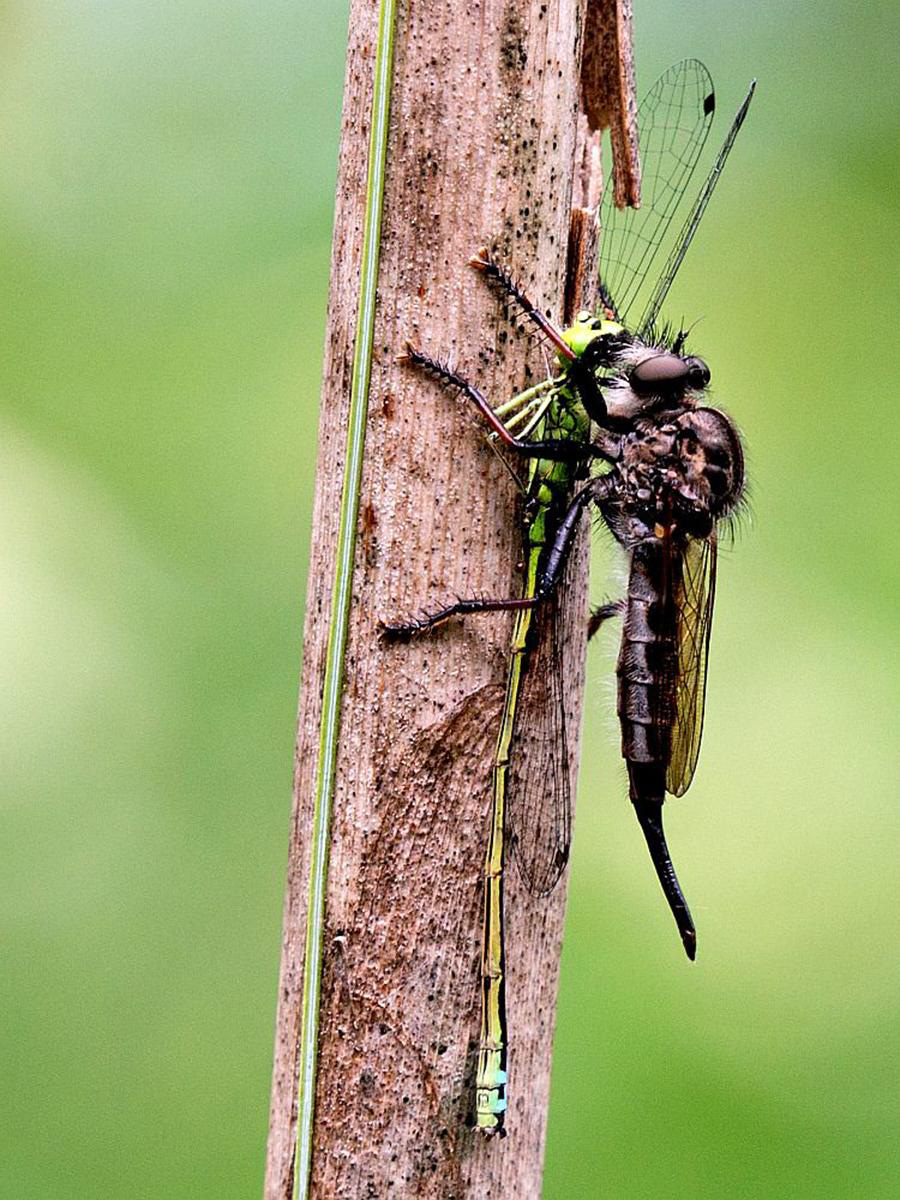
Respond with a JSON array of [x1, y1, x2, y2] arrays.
[[617, 540, 697, 958], [476, 418, 584, 1135]]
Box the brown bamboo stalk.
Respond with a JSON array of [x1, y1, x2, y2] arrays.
[[265, 3, 637, 1196]]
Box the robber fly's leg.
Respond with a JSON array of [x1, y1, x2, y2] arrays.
[[537, 475, 612, 587], [588, 600, 625, 640], [578, 379, 609, 427], [401, 344, 596, 464], [468, 248, 575, 363], [382, 478, 609, 639]]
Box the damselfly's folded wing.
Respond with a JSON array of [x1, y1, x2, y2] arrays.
[[506, 590, 574, 897]]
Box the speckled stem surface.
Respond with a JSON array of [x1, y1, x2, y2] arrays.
[[265, 2, 636, 1196]]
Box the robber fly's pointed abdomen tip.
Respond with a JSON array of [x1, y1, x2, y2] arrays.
[[632, 795, 699, 962], [682, 924, 697, 961]]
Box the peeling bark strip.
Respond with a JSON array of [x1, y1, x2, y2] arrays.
[[266, 3, 638, 1197], [582, 0, 640, 206]]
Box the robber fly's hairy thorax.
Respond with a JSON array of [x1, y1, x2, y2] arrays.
[[559, 314, 746, 548]]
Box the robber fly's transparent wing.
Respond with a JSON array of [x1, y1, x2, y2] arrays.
[[506, 590, 576, 897], [599, 60, 715, 324], [638, 79, 756, 338], [666, 531, 718, 797]]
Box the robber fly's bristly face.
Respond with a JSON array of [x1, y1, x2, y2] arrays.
[[602, 338, 706, 417]]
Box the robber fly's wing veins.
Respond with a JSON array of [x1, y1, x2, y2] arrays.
[[666, 532, 718, 797], [638, 79, 757, 338], [598, 59, 715, 324], [506, 592, 573, 897]]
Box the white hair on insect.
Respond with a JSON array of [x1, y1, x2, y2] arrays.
[[603, 337, 656, 419]]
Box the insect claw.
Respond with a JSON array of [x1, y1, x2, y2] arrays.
[[468, 247, 492, 271], [397, 339, 422, 365], [378, 619, 412, 643]]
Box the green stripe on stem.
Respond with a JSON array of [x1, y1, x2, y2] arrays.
[[293, 1, 397, 1195]]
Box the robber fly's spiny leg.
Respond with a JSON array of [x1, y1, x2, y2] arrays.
[[401, 344, 596, 464], [588, 600, 625, 640], [382, 478, 610, 639], [469, 248, 575, 362], [538, 476, 611, 587]]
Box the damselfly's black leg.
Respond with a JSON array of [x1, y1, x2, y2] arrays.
[[469, 248, 575, 362], [587, 599, 625, 639], [401, 344, 601, 464], [382, 593, 542, 639], [382, 478, 610, 638]]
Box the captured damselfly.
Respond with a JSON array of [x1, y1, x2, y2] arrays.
[[384, 61, 755, 1135]]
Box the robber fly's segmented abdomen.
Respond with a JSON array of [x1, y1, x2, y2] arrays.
[[616, 538, 698, 958], [616, 541, 677, 772]]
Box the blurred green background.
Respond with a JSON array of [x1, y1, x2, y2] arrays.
[[1, 1, 897, 1196]]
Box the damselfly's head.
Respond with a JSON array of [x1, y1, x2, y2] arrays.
[[561, 309, 626, 365]]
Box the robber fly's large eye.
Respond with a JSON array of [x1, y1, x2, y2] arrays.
[[630, 352, 711, 397], [630, 352, 691, 396]]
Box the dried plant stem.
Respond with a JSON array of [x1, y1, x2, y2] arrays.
[[265, 3, 637, 1196]]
